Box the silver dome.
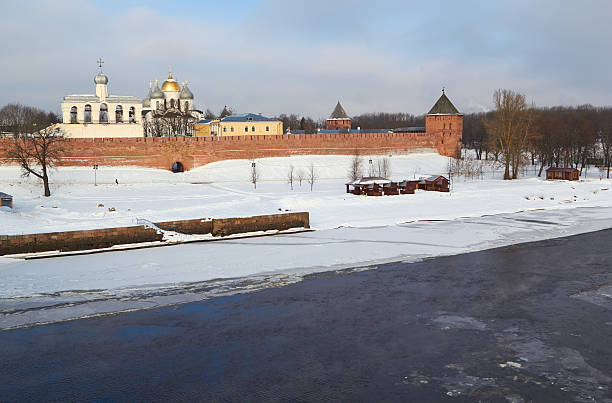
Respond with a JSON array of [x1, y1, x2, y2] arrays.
[[151, 84, 164, 99], [179, 84, 194, 100], [94, 72, 108, 85]]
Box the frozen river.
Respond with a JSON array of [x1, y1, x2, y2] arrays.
[[1, 226, 611, 401]]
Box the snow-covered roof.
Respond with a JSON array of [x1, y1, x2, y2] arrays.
[[348, 177, 392, 185]]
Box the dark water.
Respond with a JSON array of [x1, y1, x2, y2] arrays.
[[1, 230, 612, 402]]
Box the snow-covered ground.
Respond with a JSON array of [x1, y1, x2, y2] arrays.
[[1, 153, 611, 234], [2, 152, 612, 329]]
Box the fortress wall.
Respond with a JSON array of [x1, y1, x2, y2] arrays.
[[0, 131, 458, 171]]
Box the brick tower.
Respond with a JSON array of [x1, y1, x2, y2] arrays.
[[326, 101, 351, 131], [425, 90, 463, 157]]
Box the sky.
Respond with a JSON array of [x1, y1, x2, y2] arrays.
[[0, 0, 611, 119]]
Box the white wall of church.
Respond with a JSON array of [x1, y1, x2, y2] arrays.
[[58, 123, 144, 138]]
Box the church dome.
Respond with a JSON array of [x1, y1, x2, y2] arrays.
[[161, 72, 181, 92], [179, 82, 194, 99], [151, 81, 164, 99], [143, 85, 153, 107], [94, 72, 108, 85]]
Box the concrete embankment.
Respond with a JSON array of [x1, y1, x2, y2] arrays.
[[0, 212, 310, 255]]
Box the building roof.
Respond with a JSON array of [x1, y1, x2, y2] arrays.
[[0, 192, 12, 199], [392, 127, 426, 133], [546, 167, 579, 172], [62, 94, 141, 103], [221, 113, 278, 122], [317, 129, 393, 134], [328, 101, 350, 120], [347, 177, 392, 185], [196, 119, 213, 124], [427, 92, 461, 115]]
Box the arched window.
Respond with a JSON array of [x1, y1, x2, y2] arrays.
[[184, 101, 189, 110], [265, 126, 269, 132], [129, 107, 135, 123], [170, 99, 175, 108], [230, 127, 234, 132], [223, 127, 227, 132], [84, 104, 92, 123], [156, 101, 160, 110], [245, 126, 248, 132], [115, 105, 123, 123], [99, 103, 108, 123], [252, 126, 255, 132], [449, 123, 452, 130], [70, 106, 77, 124]]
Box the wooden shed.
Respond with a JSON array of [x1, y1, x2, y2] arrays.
[[546, 167, 579, 181], [0, 192, 13, 208], [418, 175, 450, 192], [346, 177, 392, 196]]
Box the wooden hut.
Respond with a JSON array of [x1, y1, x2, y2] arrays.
[[398, 180, 418, 194], [0, 192, 13, 208], [546, 167, 579, 181], [418, 175, 450, 192], [346, 177, 392, 196]]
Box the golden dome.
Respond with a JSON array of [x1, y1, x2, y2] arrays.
[[161, 72, 181, 92]]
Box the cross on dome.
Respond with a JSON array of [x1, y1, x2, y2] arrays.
[[97, 57, 104, 71]]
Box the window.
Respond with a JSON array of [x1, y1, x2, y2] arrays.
[[84, 104, 92, 123], [245, 126, 248, 132], [252, 126, 255, 132], [70, 106, 77, 124], [443, 123, 446, 129], [115, 105, 123, 123], [129, 107, 135, 123], [449, 123, 452, 130], [266, 126, 269, 132], [223, 127, 227, 132], [99, 103, 108, 123], [230, 126, 234, 132]]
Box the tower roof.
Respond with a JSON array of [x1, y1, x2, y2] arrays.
[[427, 92, 460, 115], [328, 101, 350, 120]]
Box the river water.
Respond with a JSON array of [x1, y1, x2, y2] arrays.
[[1, 229, 611, 401]]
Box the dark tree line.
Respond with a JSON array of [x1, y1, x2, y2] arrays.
[[0, 103, 64, 196], [462, 96, 612, 178], [0, 103, 60, 137], [351, 112, 424, 130]]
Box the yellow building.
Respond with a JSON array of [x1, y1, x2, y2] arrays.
[[195, 113, 283, 137]]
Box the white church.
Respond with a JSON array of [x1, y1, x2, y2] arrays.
[[59, 60, 200, 138]]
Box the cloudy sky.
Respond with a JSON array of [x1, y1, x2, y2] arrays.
[[0, 0, 610, 118]]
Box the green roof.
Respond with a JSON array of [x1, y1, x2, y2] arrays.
[[328, 101, 350, 119], [427, 93, 460, 115]]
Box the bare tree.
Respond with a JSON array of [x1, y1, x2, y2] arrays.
[[485, 89, 530, 180], [287, 164, 295, 190], [297, 170, 304, 186], [348, 152, 363, 181], [307, 163, 318, 191], [250, 160, 260, 189], [8, 128, 65, 197], [376, 157, 391, 178]]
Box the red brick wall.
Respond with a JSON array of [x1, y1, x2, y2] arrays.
[[0, 213, 310, 255], [212, 212, 309, 237], [425, 114, 463, 158], [0, 128, 460, 171], [326, 119, 351, 130]]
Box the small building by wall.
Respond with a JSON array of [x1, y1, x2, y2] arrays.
[[195, 113, 283, 137], [546, 167, 579, 181]]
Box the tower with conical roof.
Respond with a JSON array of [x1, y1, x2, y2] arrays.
[[425, 90, 463, 157], [326, 101, 351, 131]]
